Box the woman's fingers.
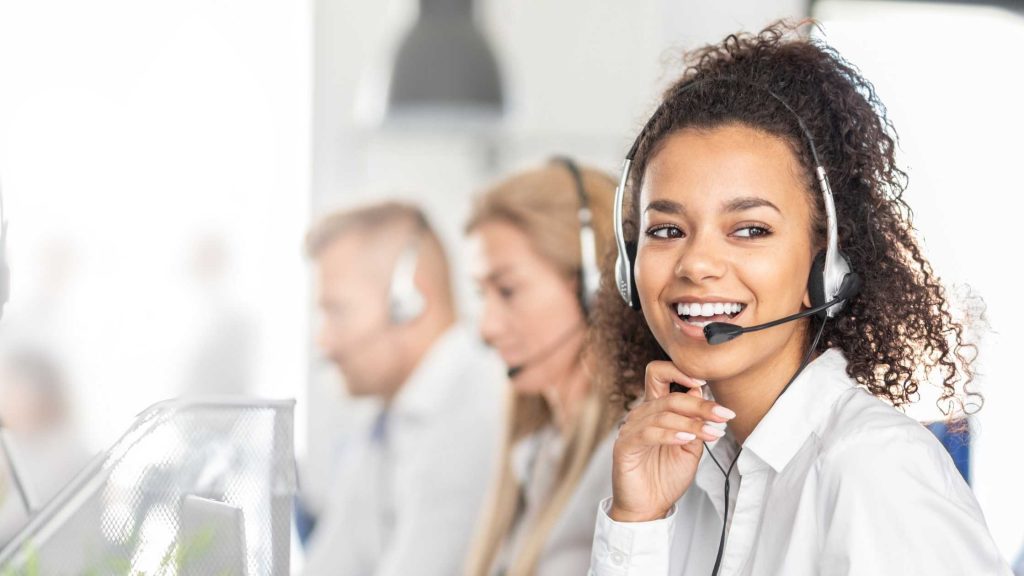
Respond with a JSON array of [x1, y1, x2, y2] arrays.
[[620, 360, 737, 449], [625, 409, 726, 444], [643, 360, 707, 400], [648, 410, 728, 442], [638, 424, 701, 446], [632, 388, 734, 425]]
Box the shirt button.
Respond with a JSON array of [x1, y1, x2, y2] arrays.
[[610, 550, 626, 566]]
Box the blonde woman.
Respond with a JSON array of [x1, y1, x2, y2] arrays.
[[464, 158, 620, 576]]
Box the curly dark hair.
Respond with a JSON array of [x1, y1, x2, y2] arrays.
[[592, 21, 982, 418]]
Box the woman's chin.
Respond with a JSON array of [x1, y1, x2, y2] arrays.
[[508, 374, 546, 396], [667, 352, 744, 383]]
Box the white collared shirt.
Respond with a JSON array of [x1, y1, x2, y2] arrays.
[[302, 325, 505, 576], [589, 348, 1011, 576]]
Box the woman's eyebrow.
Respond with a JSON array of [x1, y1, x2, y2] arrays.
[[722, 196, 781, 214], [484, 265, 516, 284], [644, 199, 686, 215]]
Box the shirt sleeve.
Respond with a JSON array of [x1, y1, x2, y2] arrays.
[[588, 497, 676, 576], [817, 424, 1012, 576]]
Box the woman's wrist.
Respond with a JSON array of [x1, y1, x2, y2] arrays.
[[609, 501, 670, 523]]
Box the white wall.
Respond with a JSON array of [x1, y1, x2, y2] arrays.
[[0, 0, 311, 449]]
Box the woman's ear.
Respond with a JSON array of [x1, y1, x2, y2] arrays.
[[803, 248, 821, 309]]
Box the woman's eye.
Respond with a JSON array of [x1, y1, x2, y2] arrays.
[[647, 225, 683, 239], [497, 286, 516, 300], [733, 225, 772, 238]]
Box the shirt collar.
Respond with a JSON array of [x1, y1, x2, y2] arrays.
[[389, 324, 478, 420], [740, 348, 854, 473], [693, 348, 855, 488]]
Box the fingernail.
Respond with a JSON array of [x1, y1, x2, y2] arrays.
[[702, 424, 726, 438], [675, 431, 696, 442], [694, 379, 708, 386], [712, 406, 736, 420]]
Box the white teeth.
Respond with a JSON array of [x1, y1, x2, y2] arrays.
[[675, 302, 745, 318]]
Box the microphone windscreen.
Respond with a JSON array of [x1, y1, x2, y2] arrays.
[[704, 322, 744, 345]]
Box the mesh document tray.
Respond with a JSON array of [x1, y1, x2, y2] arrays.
[[0, 398, 296, 575]]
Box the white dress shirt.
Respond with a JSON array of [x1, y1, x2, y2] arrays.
[[590, 348, 1011, 576], [302, 325, 505, 576]]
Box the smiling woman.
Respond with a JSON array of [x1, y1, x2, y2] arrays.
[[587, 21, 1009, 576], [637, 125, 817, 371], [595, 28, 979, 418]]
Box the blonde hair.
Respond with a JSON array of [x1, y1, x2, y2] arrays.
[[464, 162, 621, 576], [305, 200, 454, 310], [305, 200, 431, 258]]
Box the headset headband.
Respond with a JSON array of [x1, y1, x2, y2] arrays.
[[613, 77, 850, 317], [552, 157, 600, 315]]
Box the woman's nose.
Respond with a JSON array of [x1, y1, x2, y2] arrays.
[[673, 231, 727, 283], [478, 293, 505, 347]]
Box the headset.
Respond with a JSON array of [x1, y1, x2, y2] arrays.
[[387, 227, 426, 325], [552, 156, 601, 315], [613, 77, 859, 325], [504, 157, 601, 379], [611, 77, 861, 576]]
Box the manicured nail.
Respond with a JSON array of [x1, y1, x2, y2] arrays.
[[712, 405, 736, 420], [702, 424, 726, 438], [675, 431, 697, 442]]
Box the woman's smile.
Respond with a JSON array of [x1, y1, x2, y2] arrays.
[[667, 297, 748, 340]]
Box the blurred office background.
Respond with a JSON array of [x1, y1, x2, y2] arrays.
[[0, 0, 1021, 566]]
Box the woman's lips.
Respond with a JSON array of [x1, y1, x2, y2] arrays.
[[669, 305, 745, 341]]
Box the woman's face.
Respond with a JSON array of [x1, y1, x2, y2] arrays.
[[471, 221, 586, 395], [635, 123, 817, 382]]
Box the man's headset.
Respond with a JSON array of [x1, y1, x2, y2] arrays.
[[387, 225, 427, 325], [504, 157, 601, 379], [612, 77, 861, 341]]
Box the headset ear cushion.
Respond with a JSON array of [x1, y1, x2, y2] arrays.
[[626, 241, 641, 310], [808, 251, 828, 315]]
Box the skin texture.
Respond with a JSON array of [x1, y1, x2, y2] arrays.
[[611, 124, 819, 522], [471, 220, 589, 431]]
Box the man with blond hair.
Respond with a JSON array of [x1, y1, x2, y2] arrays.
[[301, 201, 503, 576]]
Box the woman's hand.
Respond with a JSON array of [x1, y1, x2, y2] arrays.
[[609, 361, 735, 522]]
